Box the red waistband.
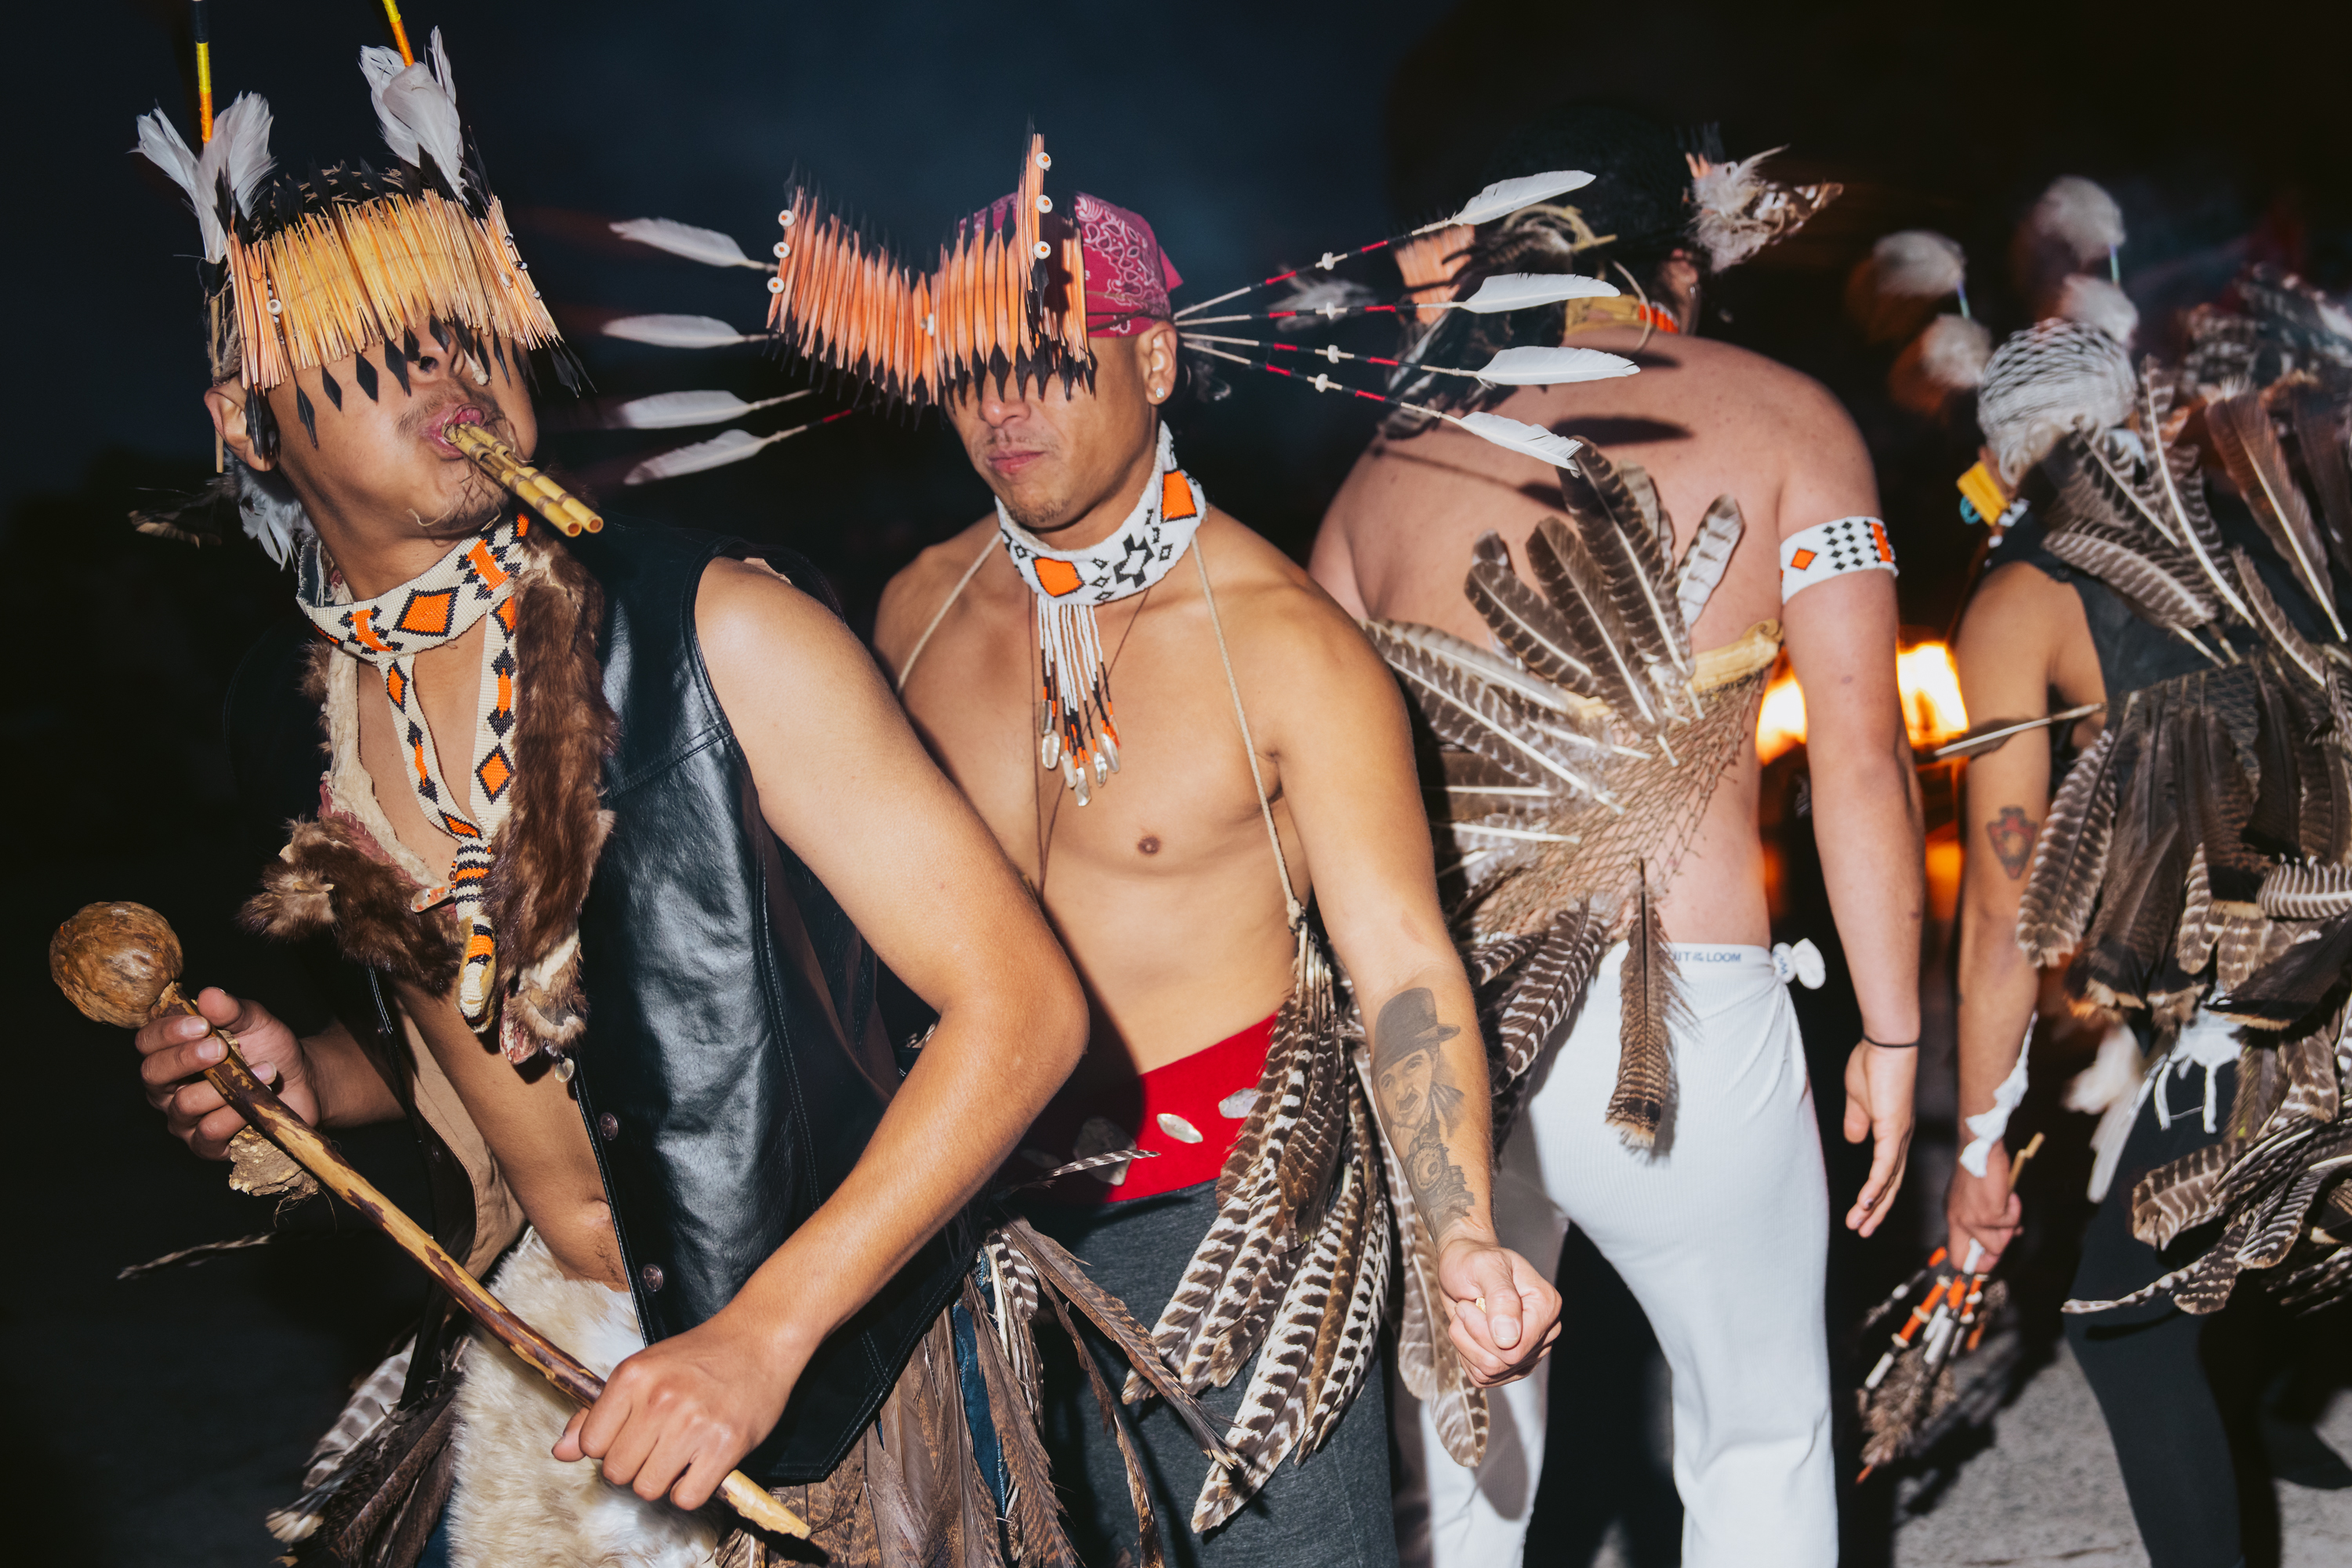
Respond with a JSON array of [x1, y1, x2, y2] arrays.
[[1007, 1013, 1277, 1203]]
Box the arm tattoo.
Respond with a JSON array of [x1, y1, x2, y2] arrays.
[[1986, 806, 2039, 880], [1371, 988, 1475, 1236]]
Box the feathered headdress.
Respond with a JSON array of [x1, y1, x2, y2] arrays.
[[134, 25, 575, 561]]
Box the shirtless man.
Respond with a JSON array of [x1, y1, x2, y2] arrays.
[[1312, 106, 1922, 1567], [125, 46, 1081, 1567], [873, 192, 1563, 1566]]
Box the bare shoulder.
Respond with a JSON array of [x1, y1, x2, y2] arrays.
[[695, 554, 877, 698], [873, 516, 997, 663], [1958, 558, 2077, 652], [1195, 511, 1399, 713]]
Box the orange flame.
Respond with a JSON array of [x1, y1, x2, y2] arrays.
[[1754, 640, 1968, 764]]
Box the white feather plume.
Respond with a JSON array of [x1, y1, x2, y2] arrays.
[[1455, 271, 1621, 314], [610, 217, 769, 270], [235, 463, 314, 568], [135, 95, 275, 263], [600, 314, 759, 348], [1914, 314, 1994, 391], [1452, 412, 1584, 470], [1871, 230, 1966, 299], [1446, 170, 1595, 230], [362, 28, 466, 197], [2027, 176, 2125, 267], [134, 110, 218, 260], [604, 388, 811, 430], [1474, 345, 1640, 387], [2057, 274, 2140, 346], [624, 426, 795, 485]]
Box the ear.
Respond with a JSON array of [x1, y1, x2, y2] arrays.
[[205, 382, 272, 472], [1136, 321, 1179, 405]]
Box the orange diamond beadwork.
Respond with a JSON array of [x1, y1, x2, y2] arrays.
[[1790, 548, 1817, 571], [385, 664, 407, 707], [396, 588, 457, 637], [1034, 557, 1085, 597], [1160, 469, 1198, 521], [476, 749, 513, 801], [465, 539, 510, 591]]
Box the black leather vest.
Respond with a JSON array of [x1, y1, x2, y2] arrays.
[[225, 521, 966, 1484]]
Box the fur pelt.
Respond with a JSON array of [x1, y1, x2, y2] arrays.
[[448, 1231, 722, 1568], [241, 526, 617, 1058], [485, 527, 618, 1055], [242, 814, 465, 994]]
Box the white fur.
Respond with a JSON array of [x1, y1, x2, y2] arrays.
[[447, 1231, 720, 1568], [2057, 274, 2140, 345], [2028, 176, 2125, 266]]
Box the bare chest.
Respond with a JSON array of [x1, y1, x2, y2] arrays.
[[351, 626, 493, 882], [900, 589, 1292, 898]]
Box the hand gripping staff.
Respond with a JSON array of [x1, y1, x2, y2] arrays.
[[49, 901, 809, 1541]]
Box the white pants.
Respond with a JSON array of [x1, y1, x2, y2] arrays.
[[1394, 943, 1835, 1568]]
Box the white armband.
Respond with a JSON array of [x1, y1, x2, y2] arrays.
[[1780, 516, 1897, 604]]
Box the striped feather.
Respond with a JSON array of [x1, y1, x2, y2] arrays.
[[1566, 465, 1691, 681], [999, 1219, 1237, 1470], [1377, 633, 1614, 797], [1522, 519, 1661, 726], [2176, 846, 2220, 976], [961, 1279, 1080, 1568], [1466, 551, 1606, 697], [2288, 389, 2352, 580], [1674, 497, 1744, 638], [2018, 726, 2122, 965], [266, 1338, 416, 1544], [1492, 904, 1612, 1141], [1191, 1145, 1355, 1529], [1607, 875, 1683, 1147], [2232, 548, 2332, 688], [2260, 862, 2352, 921], [2043, 524, 2219, 634], [1370, 619, 1601, 720], [2208, 394, 2344, 639], [1305, 1087, 1391, 1456]]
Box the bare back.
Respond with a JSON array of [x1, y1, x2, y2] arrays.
[[1312, 327, 1884, 946], [876, 509, 1410, 1080]]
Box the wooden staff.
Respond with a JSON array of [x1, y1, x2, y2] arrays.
[[447, 422, 605, 537], [49, 901, 808, 1541]]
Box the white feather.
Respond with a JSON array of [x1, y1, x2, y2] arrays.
[[600, 314, 759, 348], [1452, 411, 1585, 470], [2064, 1023, 2147, 1116], [625, 426, 792, 484], [2057, 274, 2140, 346], [1915, 314, 1994, 391], [209, 94, 278, 223], [365, 28, 466, 197], [1454, 271, 1621, 314], [610, 217, 770, 271], [134, 109, 220, 260], [136, 96, 276, 263], [236, 463, 314, 568], [1446, 170, 1596, 229], [1871, 230, 1966, 299], [1474, 345, 1640, 387], [604, 388, 811, 430], [2028, 176, 2125, 266], [1674, 503, 1744, 633]]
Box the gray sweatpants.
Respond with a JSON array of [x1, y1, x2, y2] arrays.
[[1018, 1181, 1399, 1568]]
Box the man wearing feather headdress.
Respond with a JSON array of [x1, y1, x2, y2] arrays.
[[1312, 105, 1916, 1567], [122, 29, 1089, 1568], [1942, 236, 2352, 1565], [874, 192, 1563, 1566]]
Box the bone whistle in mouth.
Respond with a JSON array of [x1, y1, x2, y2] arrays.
[[445, 421, 604, 536]]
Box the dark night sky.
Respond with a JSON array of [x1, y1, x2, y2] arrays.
[[16, 0, 2350, 617]]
